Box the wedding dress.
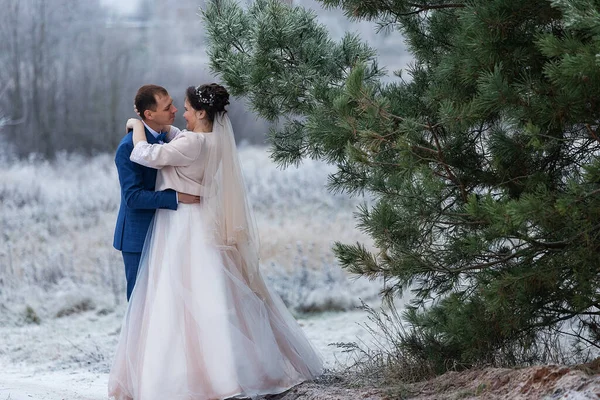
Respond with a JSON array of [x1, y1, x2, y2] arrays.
[[108, 114, 323, 400]]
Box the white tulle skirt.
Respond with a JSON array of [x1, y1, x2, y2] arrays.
[[108, 204, 323, 400]]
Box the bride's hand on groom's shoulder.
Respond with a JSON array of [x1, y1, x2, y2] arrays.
[[126, 118, 143, 133], [125, 104, 142, 132]]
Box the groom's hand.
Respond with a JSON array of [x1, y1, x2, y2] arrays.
[[178, 192, 201, 204]]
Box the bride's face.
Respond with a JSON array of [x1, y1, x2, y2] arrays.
[[183, 98, 198, 131]]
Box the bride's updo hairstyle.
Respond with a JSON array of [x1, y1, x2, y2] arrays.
[[186, 83, 230, 123]]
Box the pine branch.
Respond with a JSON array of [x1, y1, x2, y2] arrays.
[[519, 222, 600, 249], [585, 124, 600, 144], [430, 125, 468, 202], [553, 327, 600, 351], [205, 0, 600, 367], [403, 2, 466, 16]]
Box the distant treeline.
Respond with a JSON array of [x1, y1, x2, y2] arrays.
[[0, 0, 269, 158]]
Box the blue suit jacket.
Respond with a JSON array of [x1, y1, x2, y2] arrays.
[[113, 128, 177, 253]]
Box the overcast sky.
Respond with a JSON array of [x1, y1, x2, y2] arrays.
[[99, 0, 412, 77], [100, 0, 139, 14]]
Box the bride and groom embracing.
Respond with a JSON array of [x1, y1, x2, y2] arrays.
[[109, 84, 323, 399]]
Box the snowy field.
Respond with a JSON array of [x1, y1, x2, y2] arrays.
[[0, 146, 397, 399], [0, 146, 381, 312], [0, 307, 385, 400]]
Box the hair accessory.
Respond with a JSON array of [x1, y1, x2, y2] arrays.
[[195, 85, 215, 107]]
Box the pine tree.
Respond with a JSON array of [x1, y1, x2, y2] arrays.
[[203, 0, 600, 368]]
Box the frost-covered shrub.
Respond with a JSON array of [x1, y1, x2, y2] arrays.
[[0, 148, 378, 310], [265, 242, 381, 313]]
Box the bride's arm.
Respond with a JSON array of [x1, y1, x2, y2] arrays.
[[130, 130, 203, 169], [164, 125, 182, 142], [126, 118, 146, 146]]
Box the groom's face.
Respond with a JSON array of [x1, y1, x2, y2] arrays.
[[147, 94, 177, 126]]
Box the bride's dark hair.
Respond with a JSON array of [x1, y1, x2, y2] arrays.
[[186, 83, 230, 123]]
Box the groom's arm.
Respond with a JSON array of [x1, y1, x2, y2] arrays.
[[115, 143, 178, 210]]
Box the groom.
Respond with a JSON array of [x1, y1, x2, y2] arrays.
[[113, 84, 199, 300]]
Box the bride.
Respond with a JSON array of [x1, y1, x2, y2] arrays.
[[108, 83, 323, 400]]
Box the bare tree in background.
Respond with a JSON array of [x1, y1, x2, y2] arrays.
[[0, 0, 269, 157], [0, 1, 25, 128], [0, 0, 140, 156]]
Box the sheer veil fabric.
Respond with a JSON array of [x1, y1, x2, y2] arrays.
[[108, 113, 323, 400]]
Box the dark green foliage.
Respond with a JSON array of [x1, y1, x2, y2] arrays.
[[24, 305, 40, 325], [204, 0, 600, 370]]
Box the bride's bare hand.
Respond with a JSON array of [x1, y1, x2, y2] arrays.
[[126, 118, 143, 132]]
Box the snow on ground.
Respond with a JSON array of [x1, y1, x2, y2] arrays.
[[0, 147, 390, 399], [0, 305, 381, 400], [2, 305, 600, 400], [3, 148, 597, 399]]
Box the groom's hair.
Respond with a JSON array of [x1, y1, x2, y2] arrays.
[[135, 85, 169, 120]]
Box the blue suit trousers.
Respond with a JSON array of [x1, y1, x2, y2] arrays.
[[122, 251, 142, 301]]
